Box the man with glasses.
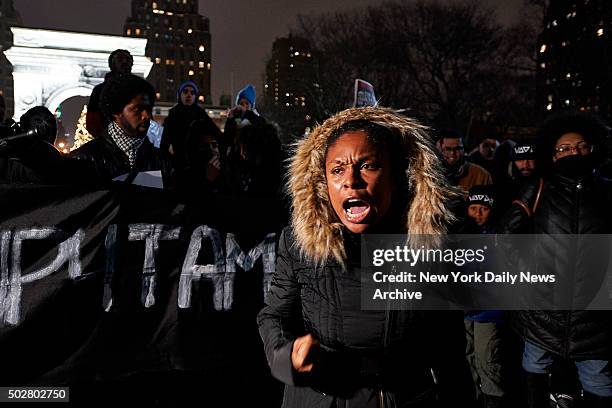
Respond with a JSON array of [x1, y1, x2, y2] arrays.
[[438, 128, 492, 194], [500, 112, 612, 407]]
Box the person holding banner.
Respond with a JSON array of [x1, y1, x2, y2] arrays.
[[70, 73, 171, 186], [258, 107, 471, 407]]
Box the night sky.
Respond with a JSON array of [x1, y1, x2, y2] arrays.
[[14, 0, 523, 104]]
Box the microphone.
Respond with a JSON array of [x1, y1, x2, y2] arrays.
[[0, 128, 39, 149]]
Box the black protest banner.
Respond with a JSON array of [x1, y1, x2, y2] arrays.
[[0, 184, 287, 406]]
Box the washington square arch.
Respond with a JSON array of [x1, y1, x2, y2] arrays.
[[4, 26, 152, 121]]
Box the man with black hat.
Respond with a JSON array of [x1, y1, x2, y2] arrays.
[[461, 185, 509, 408], [495, 143, 539, 217]]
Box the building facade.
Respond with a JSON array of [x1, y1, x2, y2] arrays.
[[537, 0, 612, 121], [0, 0, 22, 119], [263, 35, 315, 136], [124, 0, 212, 105]]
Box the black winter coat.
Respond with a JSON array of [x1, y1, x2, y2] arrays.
[[499, 172, 612, 360], [257, 228, 472, 408], [69, 128, 171, 186], [160, 104, 220, 171]]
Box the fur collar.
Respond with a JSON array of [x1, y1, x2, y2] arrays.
[[288, 107, 461, 266]]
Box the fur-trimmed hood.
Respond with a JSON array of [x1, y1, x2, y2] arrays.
[[289, 107, 460, 266]]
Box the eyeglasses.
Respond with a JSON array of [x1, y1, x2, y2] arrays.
[[554, 142, 593, 156], [442, 146, 464, 154]]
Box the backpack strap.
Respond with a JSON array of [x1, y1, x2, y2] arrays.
[[512, 177, 544, 217]]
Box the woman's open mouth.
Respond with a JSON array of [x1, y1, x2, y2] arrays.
[[342, 198, 371, 223]]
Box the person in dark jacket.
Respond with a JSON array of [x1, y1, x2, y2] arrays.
[[160, 80, 221, 177], [70, 73, 170, 186], [468, 132, 500, 176], [86, 49, 133, 138], [0, 106, 67, 183], [257, 107, 472, 407], [461, 186, 509, 408], [499, 112, 612, 407], [223, 84, 265, 155], [495, 142, 539, 217]]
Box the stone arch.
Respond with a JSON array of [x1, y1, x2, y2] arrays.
[[4, 26, 152, 120], [46, 84, 95, 116]]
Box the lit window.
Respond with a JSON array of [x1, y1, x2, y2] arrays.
[[540, 63, 546, 69], [187, 28, 193, 34], [294, 51, 299, 56], [546, 103, 553, 111], [207, 63, 211, 70], [188, 70, 195, 76], [152, 1, 158, 8], [290, 64, 294, 68], [135, 28, 141, 35], [552, 20, 558, 26], [155, 32, 159, 38], [167, 11, 173, 16], [539, 44, 547, 53], [189, 60, 194, 66], [156, 92, 161, 99], [547, 95, 553, 102], [198, 96, 205, 102], [198, 61, 205, 68], [126, 28, 132, 35], [155, 57, 161, 64], [286, 103, 290, 107], [597, 28, 604, 36], [285, 93, 290, 97], [199, 45, 205, 52], [264, 84, 269, 88], [565, 99, 571, 106]]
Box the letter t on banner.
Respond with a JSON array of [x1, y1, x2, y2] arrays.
[[128, 224, 182, 308]]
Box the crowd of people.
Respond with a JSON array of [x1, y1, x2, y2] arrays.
[[1, 49, 283, 201], [1, 48, 611, 408]]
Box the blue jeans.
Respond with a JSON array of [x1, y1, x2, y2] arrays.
[[522, 341, 612, 397]]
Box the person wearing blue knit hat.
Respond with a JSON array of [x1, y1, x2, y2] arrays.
[[228, 84, 263, 124], [224, 84, 266, 159], [235, 84, 256, 110]]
